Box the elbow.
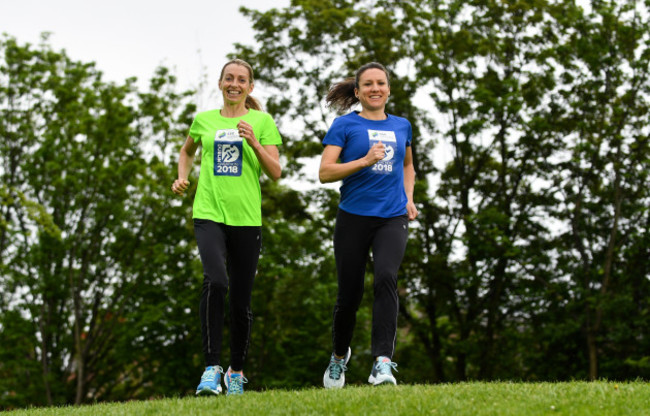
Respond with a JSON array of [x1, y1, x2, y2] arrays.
[[181, 148, 195, 161], [319, 171, 331, 184], [270, 167, 282, 182], [319, 164, 337, 183]]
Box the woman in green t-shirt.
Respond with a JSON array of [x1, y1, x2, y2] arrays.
[[171, 59, 282, 396]]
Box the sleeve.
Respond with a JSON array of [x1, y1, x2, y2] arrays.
[[188, 115, 203, 143], [322, 117, 347, 147], [258, 113, 282, 146]]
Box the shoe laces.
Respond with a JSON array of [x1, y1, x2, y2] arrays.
[[328, 356, 348, 380], [201, 365, 223, 383], [375, 360, 398, 375], [227, 373, 248, 395]]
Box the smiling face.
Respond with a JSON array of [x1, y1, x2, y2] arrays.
[[219, 63, 254, 105], [355, 68, 390, 112]]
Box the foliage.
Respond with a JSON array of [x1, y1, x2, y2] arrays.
[[2, 0, 650, 409], [0, 34, 199, 407], [231, 0, 650, 383]]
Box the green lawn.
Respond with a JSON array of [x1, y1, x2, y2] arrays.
[[8, 381, 650, 415]]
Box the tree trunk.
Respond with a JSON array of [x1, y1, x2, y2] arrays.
[[75, 355, 84, 405], [38, 305, 53, 406], [426, 300, 445, 382], [586, 329, 598, 380]]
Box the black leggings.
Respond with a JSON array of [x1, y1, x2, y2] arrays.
[[332, 209, 409, 359], [194, 219, 261, 371]]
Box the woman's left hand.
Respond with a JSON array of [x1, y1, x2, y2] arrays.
[[237, 119, 282, 181], [406, 201, 419, 221], [237, 120, 257, 146]]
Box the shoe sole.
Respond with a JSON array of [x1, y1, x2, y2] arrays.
[[196, 387, 221, 395], [368, 375, 397, 386]]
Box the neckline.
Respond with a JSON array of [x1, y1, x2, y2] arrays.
[[219, 108, 250, 119], [355, 111, 389, 121]]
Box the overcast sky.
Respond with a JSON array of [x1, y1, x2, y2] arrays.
[[1, 0, 287, 109]]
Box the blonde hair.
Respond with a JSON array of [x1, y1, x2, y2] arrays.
[[219, 59, 261, 111]]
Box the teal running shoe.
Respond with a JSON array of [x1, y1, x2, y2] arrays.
[[323, 347, 351, 389], [196, 365, 223, 395], [368, 356, 398, 385], [225, 368, 248, 396]]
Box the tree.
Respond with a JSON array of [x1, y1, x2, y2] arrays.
[[0, 34, 198, 407], [233, 0, 437, 381], [231, 0, 650, 382], [547, 0, 650, 380]]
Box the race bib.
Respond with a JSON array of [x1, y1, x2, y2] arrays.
[[214, 129, 243, 177], [368, 129, 397, 175]]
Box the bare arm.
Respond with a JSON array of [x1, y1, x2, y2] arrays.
[[254, 144, 281, 181], [319, 142, 386, 183], [238, 120, 282, 181], [171, 136, 200, 196], [403, 146, 418, 220]]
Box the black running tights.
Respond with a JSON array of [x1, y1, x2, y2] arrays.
[[194, 219, 261, 371], [331, 209, 409, 359]]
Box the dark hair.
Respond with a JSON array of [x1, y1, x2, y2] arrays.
[[219, 58, 262, 111], [326, 62, 390, 112]]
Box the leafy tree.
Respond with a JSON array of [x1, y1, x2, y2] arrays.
[[0, 35, 198, 407], [405, 0, 587, 381], [3, 0, 650, 407], [231, 0, 650, 383], [547, 0, 650, 380], [233, 0, 436, 382]]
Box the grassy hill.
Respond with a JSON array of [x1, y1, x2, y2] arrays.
[[8, 381, 649, 415]]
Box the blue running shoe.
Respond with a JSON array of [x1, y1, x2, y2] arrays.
[[225, 368, 248, 396], [323, 347, 351, 389], [196, 365, 223, 395], [368, 356, 398, 386]]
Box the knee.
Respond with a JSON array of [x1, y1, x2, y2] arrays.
[[202, 277, 228, 295], [336, 279, 365, 307], [335, 295, 362, 313], [373, 271, 397, 292], [231, 305, 253, 322]]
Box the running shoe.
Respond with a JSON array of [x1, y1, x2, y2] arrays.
[[368, 356, 398, 385], [323, 347, 351, 389], [196, 365, 223, 395], [225, 368, 248, 396]]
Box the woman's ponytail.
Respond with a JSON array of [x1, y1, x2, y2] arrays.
[[326, 62, 391, 113], [326, 78, 358, 113]]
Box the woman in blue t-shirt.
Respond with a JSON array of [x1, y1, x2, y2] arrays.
[[319, 62, 418, 389]]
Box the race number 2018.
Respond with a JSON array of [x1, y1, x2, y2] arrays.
[[214, 129, 243, 177], [368, 129, 397, 175]]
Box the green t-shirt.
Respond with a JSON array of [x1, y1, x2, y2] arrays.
[[188, 108, 282, 226]]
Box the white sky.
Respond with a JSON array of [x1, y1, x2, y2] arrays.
[[0, 0, 288, 110], [0, 0, 328, 191]]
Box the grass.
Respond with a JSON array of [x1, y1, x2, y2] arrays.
[[7, 381, 650, 415]]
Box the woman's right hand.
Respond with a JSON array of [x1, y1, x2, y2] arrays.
[[171, 178, 190, 196], [364, 141, 386, 166]]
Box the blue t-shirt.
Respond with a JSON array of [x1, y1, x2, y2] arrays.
[[322, 111, 412, 218]]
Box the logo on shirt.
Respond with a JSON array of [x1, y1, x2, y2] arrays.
[[220, 144, 240, 163], [383, 145, 395, 161], [368, 129, 397, 174], [214, 129, 243, 176]]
